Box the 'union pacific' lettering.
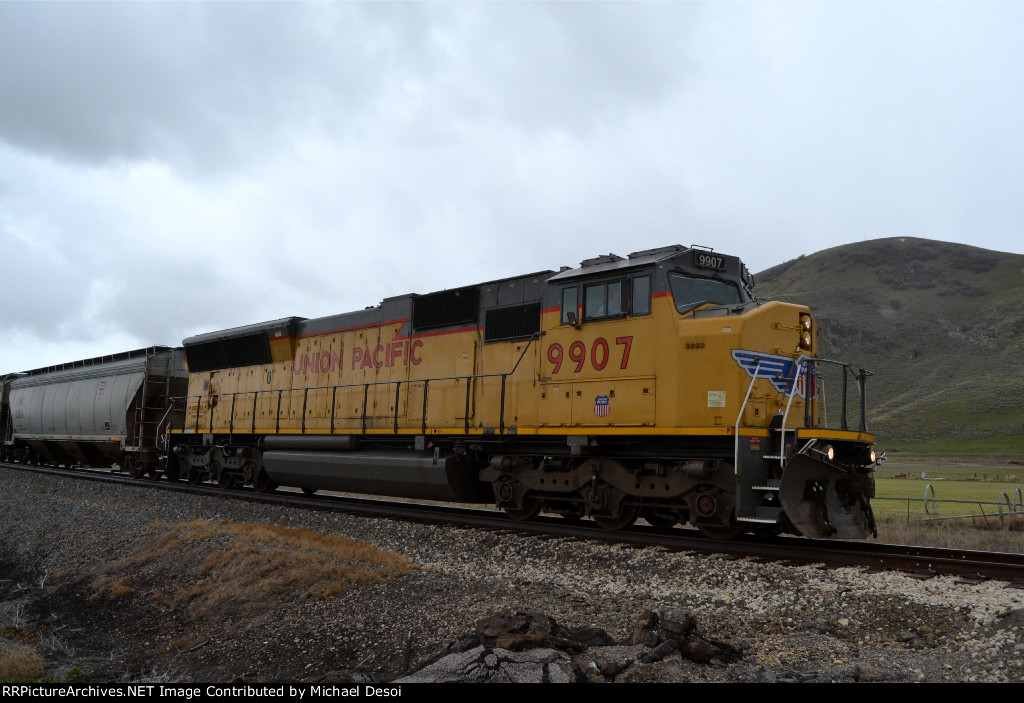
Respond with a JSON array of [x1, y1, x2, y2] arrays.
[[293, 339, 424, 375], [353, 339, 423, 369], [293, 351, 344, 375]]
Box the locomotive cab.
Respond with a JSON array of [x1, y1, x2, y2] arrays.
[[521, 244, 877, 538]]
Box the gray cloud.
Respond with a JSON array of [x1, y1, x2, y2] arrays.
[[0, 1, 1022, 372]]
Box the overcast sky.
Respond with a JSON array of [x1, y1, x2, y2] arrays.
[[2, 1, 1022, 373]]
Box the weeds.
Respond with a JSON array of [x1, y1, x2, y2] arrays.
[[0, 603, 26, 632], [92, 518, 415, 620], [876, 515, 1024, 552], [90, 575, 133, 601], [38, 632, 74, 659], [0, 643, 45, 681], [120, 664, 187, 683]]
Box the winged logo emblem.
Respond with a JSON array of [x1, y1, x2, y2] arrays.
[[731, 349, 815, 398]]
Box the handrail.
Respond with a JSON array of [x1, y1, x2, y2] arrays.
[[774, 357, 872, 462], [735, 358, 761, 476], [179, 334, 542, 437], [154, 399, 185, 452]]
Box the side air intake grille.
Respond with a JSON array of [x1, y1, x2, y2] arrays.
[[185, 333, 272, 372], [484, 303, 541, 343], [412, 287, 480, 331]]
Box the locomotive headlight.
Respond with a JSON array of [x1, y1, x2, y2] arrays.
[[809, 443, 835, 461], [798, 314, 813, 349]]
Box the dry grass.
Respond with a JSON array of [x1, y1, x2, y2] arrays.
[[92, 518, 415, 619], [876, 514, 1024, 552], [0, 643, 45, 681]]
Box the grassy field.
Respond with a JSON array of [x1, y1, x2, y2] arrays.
[[881, 435, 1024, 460], [874, 477, 1023, 520], [872, 462, 1024, 551]]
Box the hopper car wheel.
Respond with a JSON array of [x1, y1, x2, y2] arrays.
[[187, 471, 203, 486], [218, 473, 236, 490], [164, 466, 180, 483], [301, 487, 319, 496], [503, 499, 541, 522], [254, 470, 278, 494], [696, 523, 748, 540], [593, 503, 641, 531]]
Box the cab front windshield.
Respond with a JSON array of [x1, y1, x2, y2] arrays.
[[668, 272, 743, 314]]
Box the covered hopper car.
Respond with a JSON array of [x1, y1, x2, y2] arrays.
[[1, 245, 878, 539], [0, 347, 188, 475]]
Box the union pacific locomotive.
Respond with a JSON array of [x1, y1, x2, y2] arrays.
[[0, 245, 878, 538]]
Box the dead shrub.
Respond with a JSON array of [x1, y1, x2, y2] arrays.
[[92, 518, 415, 620], [0, 643, 45, 680]]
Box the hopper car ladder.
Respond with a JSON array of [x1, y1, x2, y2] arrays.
[[128, 353, 175, 472]]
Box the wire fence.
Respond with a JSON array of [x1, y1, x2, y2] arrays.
[[873, 485, 1024, 527]]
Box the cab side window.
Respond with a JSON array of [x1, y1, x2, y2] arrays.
[[584, 280, 626, 321], [565, 274, 651, 325], [561, 287, 578, 325], [631, 275, 651, 316]]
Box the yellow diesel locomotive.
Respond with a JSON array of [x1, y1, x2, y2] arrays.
[[169, 244, 877, 539]]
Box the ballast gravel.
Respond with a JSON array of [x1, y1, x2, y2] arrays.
[[1, 466, 1023, 683]]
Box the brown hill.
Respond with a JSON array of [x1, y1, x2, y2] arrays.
[[755, 237, 1024, 444]]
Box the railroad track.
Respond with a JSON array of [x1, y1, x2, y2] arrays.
[[5, 460, 1024, 586]]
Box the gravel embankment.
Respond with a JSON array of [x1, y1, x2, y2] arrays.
[[1, 466, 1023, 683]]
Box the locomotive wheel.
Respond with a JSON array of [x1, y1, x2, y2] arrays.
[[593, 503, 641, 530], [696, 523, 748, 540], [642, 509, 678, 528], [503, 499, 541, 522]]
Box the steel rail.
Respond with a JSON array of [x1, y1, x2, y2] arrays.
[[4, 461, 1024, 585]]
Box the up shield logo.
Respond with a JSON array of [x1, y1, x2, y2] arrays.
[[731, 350, 816, 399], [594, 395, 610, 417]]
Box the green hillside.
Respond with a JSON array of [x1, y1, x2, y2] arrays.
[[755, 237, 1024, 450]]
